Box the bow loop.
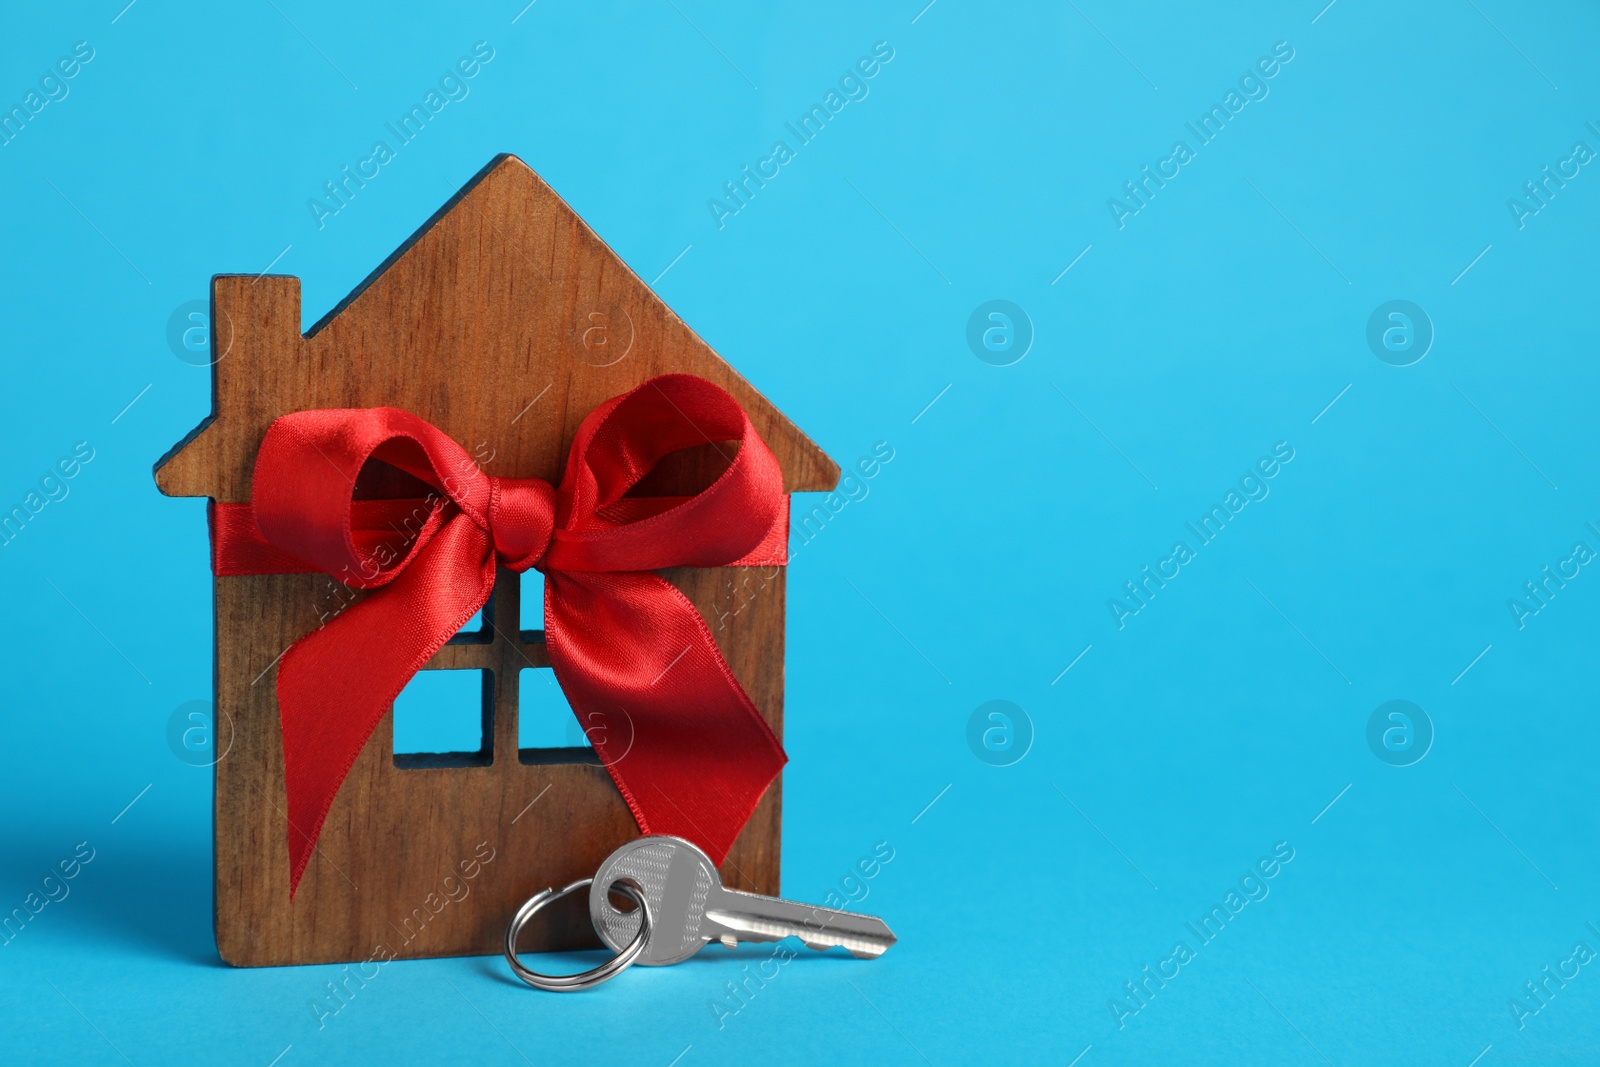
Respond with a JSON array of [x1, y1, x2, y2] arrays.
[[249, 406, 491, 590], [543, 375, 786, 573]]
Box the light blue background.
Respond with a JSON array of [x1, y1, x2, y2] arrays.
[[2, 1, 1598, 1063]]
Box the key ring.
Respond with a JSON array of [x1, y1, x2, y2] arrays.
[[503, 877, 652, 992]]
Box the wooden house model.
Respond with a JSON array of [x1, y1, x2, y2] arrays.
[[154, 154, 838, 967]]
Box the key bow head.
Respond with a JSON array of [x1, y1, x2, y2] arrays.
[[590, 835, 721, 967]]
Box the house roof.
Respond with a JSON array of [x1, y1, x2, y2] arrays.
[[156, 153, 839, 502]]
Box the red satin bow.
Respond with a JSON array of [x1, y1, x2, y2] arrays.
[[211, 374, 790, 894]]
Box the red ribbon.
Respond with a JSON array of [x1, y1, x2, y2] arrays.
[[211, 374, 789, 894]]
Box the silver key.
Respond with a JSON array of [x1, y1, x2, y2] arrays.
[[588, 835, 897, 966]]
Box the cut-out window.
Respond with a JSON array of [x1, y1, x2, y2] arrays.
[[393, 668, 492, 768], [518, 666, 597, 765]]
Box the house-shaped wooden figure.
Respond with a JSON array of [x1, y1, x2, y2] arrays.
[[155, 154, 838, 967]]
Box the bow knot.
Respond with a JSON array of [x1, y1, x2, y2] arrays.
[[213, 375, 792, 894], [486, 476, 555, 573]]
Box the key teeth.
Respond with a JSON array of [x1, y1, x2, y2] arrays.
[[798, 938, 891, 958]]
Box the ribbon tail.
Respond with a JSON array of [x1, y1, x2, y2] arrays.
[[278, 516, 494, 895], [543, 570, 786, 865]]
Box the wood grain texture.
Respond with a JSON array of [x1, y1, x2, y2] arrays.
[[155, 155, 834, 967]]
